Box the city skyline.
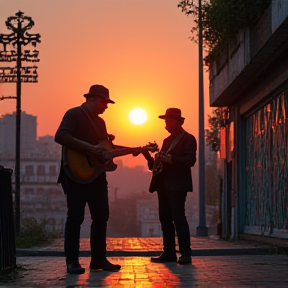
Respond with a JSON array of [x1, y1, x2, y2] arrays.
[[0, 0, 211, 168]]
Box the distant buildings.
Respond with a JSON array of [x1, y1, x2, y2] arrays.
[[0, 111, 37, 155], [136, 199, 161, 237], [0, 111, 64, 232], [0, 111, 201, 236], [0, 111, 60, 156]]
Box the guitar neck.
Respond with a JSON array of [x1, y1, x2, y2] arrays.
[[110, 147, 139, 158]]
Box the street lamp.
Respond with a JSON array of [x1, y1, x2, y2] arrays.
[[196, 0, 208, 236], [0, 11, 41, 235]]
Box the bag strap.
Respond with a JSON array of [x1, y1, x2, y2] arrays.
[[165, 130, 187, 154], [80, 106, 108, 140]]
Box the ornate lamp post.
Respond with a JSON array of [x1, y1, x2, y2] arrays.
[[0, 11, 41, 234]]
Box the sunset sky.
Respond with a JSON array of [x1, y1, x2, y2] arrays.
[[0, 0, 210, 167]]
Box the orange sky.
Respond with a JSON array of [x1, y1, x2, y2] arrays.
[[0, 0, 210, 167]]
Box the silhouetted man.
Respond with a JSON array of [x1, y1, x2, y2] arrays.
[[142, 108, 197, 264], [55, 84, 121, 274]]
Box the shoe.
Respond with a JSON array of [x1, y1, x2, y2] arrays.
[[67, 260, 85, 274], [151, 252, 177, 263], [90, 258, 121, 272], [177, 255, 191, 265]]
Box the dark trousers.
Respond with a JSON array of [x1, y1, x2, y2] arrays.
[[157, 188, 191, 256], [61, 172, 109, 263]]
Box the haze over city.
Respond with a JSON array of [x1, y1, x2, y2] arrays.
[[0, 0, 211, 168]]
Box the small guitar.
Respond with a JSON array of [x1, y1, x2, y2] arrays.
[[152, 131, 187, 177], [64, 140, 158, 184], [152, 151, 171, 177]]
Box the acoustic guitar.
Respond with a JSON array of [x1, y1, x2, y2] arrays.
[[152, 131, 187, 177], [64, 140, 158, 184], [152, 151, 167, 177]]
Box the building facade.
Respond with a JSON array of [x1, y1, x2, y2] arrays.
[[209, 0, 288, 239], [0, 153, 65, 233], [0, 111, 64, 233], [0, 111, 37, 154]]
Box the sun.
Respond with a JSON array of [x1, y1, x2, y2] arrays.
[[129, 108, 147, 125]]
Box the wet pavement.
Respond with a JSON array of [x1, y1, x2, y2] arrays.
[[15, 236, 281, 257], [1, 236, 288, 287]]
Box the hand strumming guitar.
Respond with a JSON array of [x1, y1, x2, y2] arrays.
[[160, 154, 173, 165], [142, 148, 153, 161]]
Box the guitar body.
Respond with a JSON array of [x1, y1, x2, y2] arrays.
[[152, 132, 186, 178], [64, 140, 158, 184], [152, 152, 164, 177], [64, 140, 117, 184]]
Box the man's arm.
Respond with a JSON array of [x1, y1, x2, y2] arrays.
[[169, 134, 197, 168], [142, 150, 154, 171], [54, 107, 100, 154], [55, 129, 95, 153]]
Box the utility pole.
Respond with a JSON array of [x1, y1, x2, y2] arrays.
[[196, 0, 208, 236], [0, 11, 41, 235]]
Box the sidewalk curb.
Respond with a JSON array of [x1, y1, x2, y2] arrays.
[[239, 234, 288, 254], [16, 247, 278, 257]]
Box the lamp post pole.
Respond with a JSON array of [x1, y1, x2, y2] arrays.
[[0, 11, 41, 235], [196, 0, 208, 236]]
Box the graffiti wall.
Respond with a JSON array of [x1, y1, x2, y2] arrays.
[[245, 90, 288, 237]]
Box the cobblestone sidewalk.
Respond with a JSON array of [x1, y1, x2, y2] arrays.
[[2, 254, 288, 287], [16, 236, 280, 257]]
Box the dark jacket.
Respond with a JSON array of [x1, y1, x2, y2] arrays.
[[148, 131, 197, 193]]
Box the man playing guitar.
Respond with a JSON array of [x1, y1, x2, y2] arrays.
[[55, 84, 156, 274], [142, 108, 197, 265]]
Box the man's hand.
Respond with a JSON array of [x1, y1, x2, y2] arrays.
[[132, 148, 141, 157], [86, 149, 109, 166], [160, 154, 173, 165], [142, 149, 152, 160], [108, 134, 115, 141]]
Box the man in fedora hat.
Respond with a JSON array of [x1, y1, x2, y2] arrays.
[[55, 84, 121, 274], [142, 108, 197, 264]]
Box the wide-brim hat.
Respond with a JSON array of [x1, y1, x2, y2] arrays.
[[84, 84, 115, 104], [159, 108, 185, 120]]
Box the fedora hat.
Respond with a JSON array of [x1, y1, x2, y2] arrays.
[[159, 108, 185, 120], [84, 84, 115, 104]]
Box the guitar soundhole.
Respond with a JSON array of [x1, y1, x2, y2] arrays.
[[96, 154, 108, 164], [87, 152, 108, 166]]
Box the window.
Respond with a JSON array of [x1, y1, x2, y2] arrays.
[[24, 188, 34, 196], [37, 165, 45, 176], [49, 165, 57, 175], [25, 165, 34, 175], [36, 187, 44, 195]]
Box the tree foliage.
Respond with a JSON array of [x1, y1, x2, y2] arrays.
[[16, 216, 58, 248], [178, 0, 271, 64], [205, 108, 221, 152]]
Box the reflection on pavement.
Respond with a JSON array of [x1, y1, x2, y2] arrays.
[[65, 257, 192, 287]]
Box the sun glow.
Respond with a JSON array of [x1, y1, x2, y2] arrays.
[[129, 108, 147, 125]]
